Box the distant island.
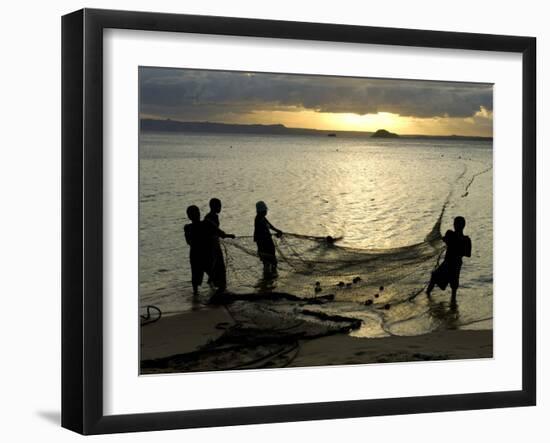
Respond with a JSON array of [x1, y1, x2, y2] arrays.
[[371, 129, 399, 138], [140, 119, 492, 142]]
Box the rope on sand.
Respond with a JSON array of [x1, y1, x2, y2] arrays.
[[140, 305, 162, 326]]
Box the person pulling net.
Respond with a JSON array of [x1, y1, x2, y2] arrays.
[[253, 200, 283, 277]]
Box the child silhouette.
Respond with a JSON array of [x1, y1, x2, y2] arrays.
[[426, 216, 472, 305], [204, 198, 235, 293], [184, 205, 208, 295], [254, 201, 283, 277]]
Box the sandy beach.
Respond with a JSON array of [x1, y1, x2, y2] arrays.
[[140, 303, 492, 374]]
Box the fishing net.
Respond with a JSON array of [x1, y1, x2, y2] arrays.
[[221, 202, 446, 305], [219, 162, 492, 308]]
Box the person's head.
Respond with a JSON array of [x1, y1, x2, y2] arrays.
[[454, 216, 466, 233], [186, 205, 200, 222], [256, 200, 268, 216], [209, 198, 222, 213]]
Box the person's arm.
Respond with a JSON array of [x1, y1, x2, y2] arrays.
[[204, 217, 234, 239], [266, 218, 283, 236], [184, 225, 192, 246], [219, 230, 236, 239], [215, 226, 235, 239], [442, 230, 453, 245], [464, 237, 472, 257], [213, 222, 235, 239], [253, 217, 259, 242]]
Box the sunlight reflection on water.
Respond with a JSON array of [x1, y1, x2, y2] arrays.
[[139, 132, 493, 336]]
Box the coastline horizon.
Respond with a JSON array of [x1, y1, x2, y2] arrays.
[[139, 118, 494, 141]]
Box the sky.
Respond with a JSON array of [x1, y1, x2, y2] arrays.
[[139, 67, 493, 137]]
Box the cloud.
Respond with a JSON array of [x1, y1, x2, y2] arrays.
[[139, 67, 493, 121]]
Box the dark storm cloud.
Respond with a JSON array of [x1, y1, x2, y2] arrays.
[[139, 68, 493, 120]]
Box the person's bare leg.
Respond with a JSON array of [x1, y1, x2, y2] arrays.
[[426, 278, 435, 298], [450, 287, 457, 307]]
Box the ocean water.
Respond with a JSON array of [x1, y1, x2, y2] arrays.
[[139, 132, 493, 337]]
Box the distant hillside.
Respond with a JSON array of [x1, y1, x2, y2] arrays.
[[140, 119, 492, 142], [140, 119, 373, 138]]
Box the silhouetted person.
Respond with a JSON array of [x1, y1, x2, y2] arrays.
[[184, 205, 209, 295], [204, 198, 235, 293], [254, 201, 283, 276], [426, 216, 472, 305]]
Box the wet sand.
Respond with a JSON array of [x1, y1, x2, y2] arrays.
[[292, 328, 492, 367], [140, 306, 234, 361], [140, 305, 492, 374]]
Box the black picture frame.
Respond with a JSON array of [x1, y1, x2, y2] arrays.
[[61, 8, 536, 435]]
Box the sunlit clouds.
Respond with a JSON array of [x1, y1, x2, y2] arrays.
[[140, 68, 493, 137]]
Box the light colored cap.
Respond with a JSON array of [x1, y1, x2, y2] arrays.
[[256, 201, 268, 212]]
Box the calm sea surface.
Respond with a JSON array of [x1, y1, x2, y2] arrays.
[[139, 132, 493, 337]]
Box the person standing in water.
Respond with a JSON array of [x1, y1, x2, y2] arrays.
[[183, 205, 208, 295], [204, 198, 235, 293], [426, 216, 472, 305], [254, 201, 283, 276]]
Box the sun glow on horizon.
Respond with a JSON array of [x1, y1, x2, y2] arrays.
[[142, 107, 493, 137], [211, 107, 493, 137]]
